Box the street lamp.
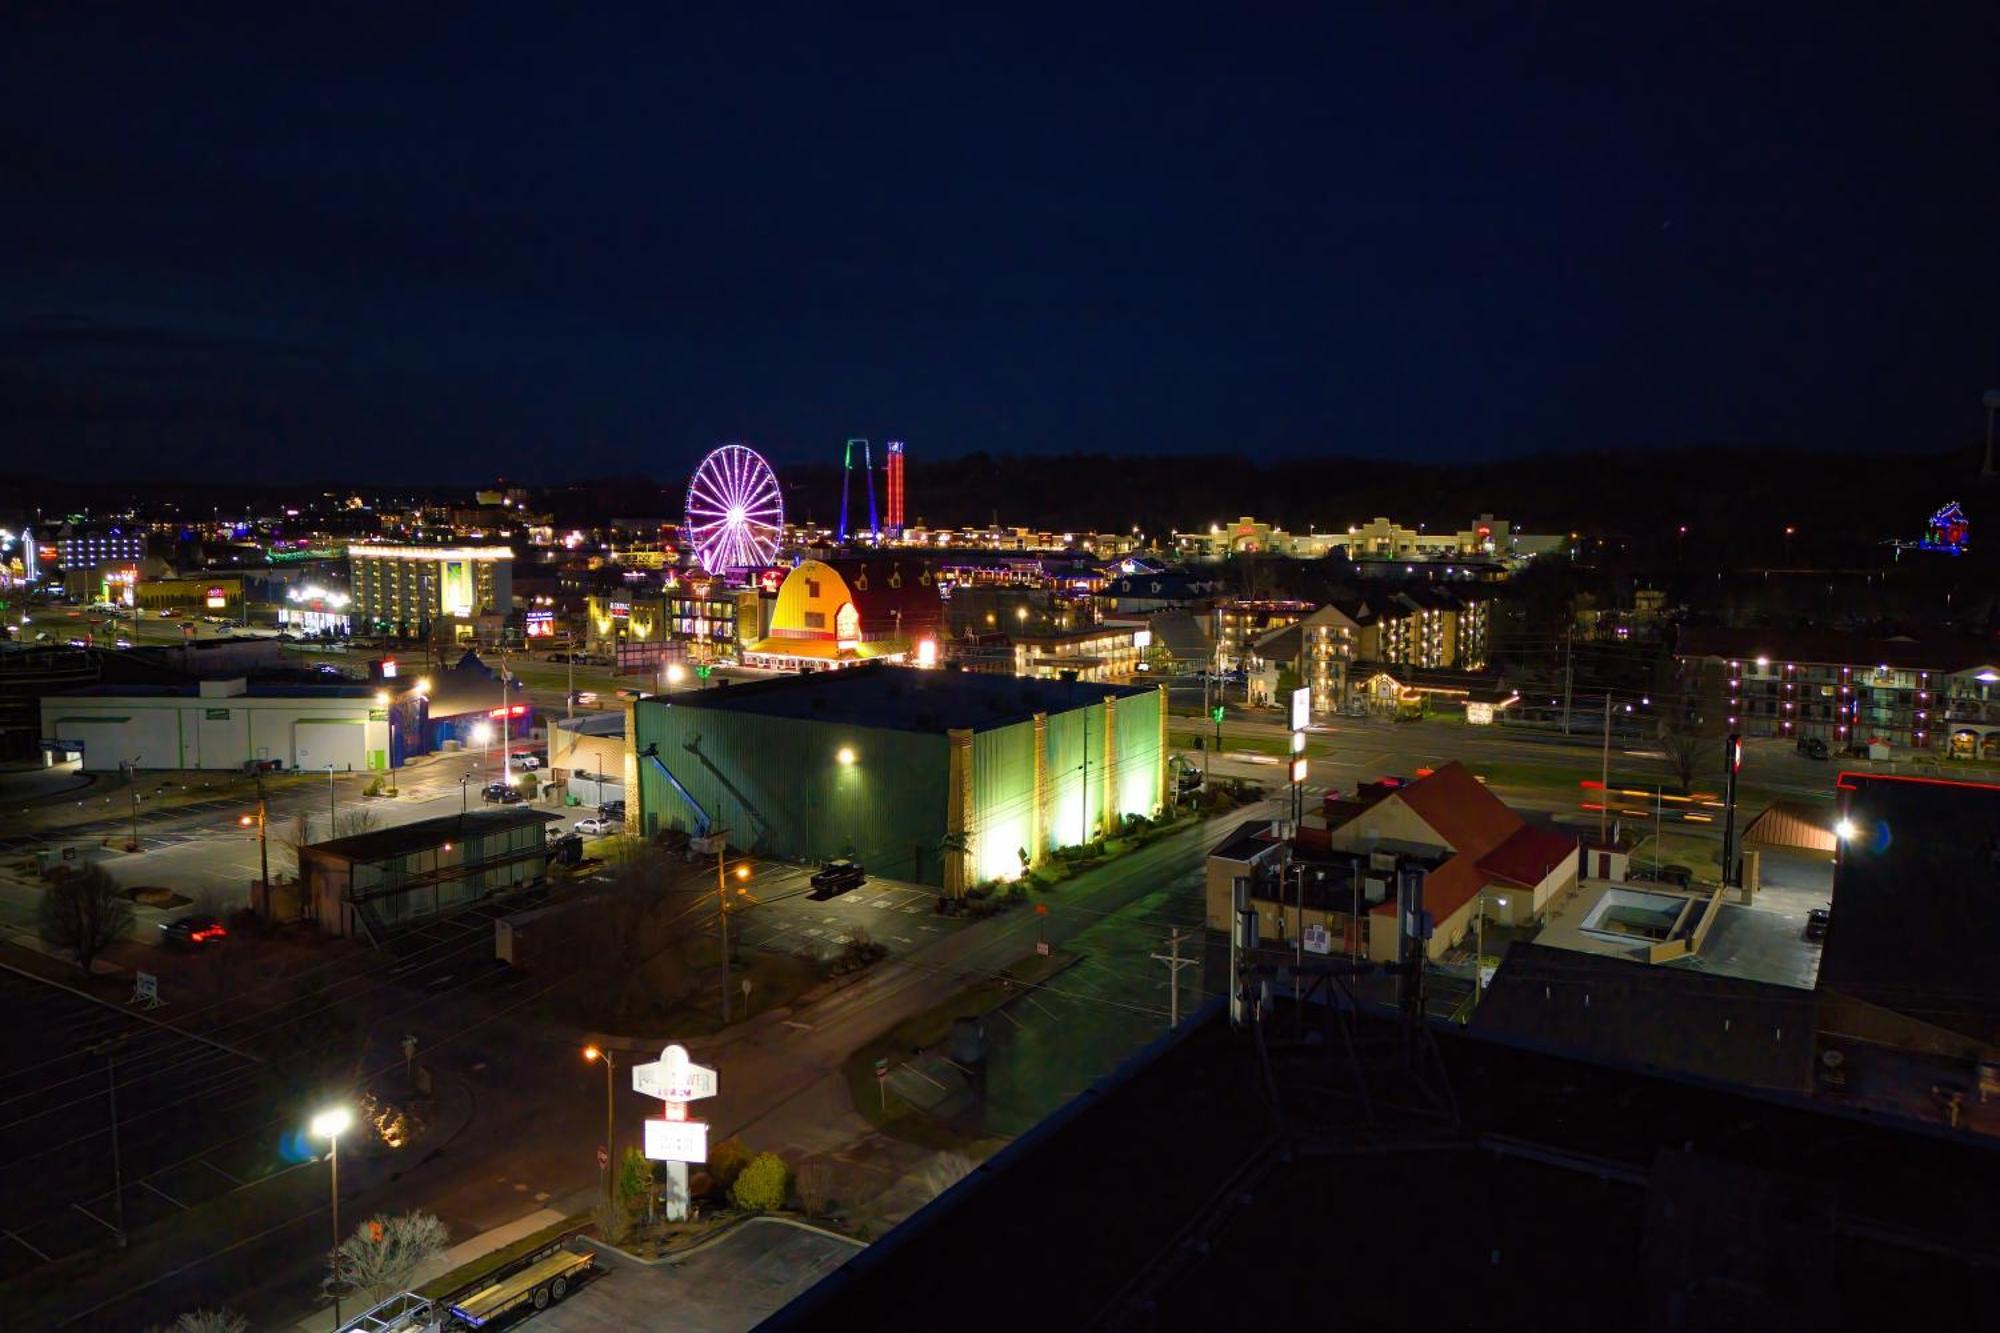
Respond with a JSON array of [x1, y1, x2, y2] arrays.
[[310, 1106, 353, 1327], [836, 746, 856, 767], [472, 720, 494, 771], [665, 662, 687, 695], [582, 1046, 616, 1211]]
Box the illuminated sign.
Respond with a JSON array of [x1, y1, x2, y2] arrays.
[[835, 602, 860, 649], [381, 658, 398, 679], [609, 601, 631, 619], [205, 587, 228, 609], [757, 569, 784, 594], [286, 584, 351, 608], [487, 704, 529, 718], [525, 611, 555, 637], [915, 638, 939, 668], [1133, 629, 1153, 650], [643, 1118, 709, 1164], [1289, 686, 1311, 732]]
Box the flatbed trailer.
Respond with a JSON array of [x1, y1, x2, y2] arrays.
[[447, 1248, 593, 1326]]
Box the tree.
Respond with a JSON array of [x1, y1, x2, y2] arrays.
[[707, 1136, 752, 1193], [334, 807, 382, 838], [279, 811, 314, 879], [38, 864, 133, 976], [617, 1146, 653, 1221], [920, 1151, 975, 1201], [1658, 691, 1708, 794], [152, 1311, 247, 1333], [729, 1151, 791, 1212], [326, 1210, 449, 1306], [549, 846, 710, 1025], [518, 770, 540, 801]]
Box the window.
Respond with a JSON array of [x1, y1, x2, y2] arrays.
[[803, 610, 826, 629], [805, 579, 821, 599]]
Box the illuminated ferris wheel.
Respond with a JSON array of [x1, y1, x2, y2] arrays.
[[685, 444, 784, 573]]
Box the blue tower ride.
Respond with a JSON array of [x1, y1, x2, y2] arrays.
[[837, 438, 878, 543]]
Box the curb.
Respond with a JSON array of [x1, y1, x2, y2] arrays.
[[585, 1212, 864, 1267]]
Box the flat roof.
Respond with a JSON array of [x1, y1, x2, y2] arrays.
[[48, 682, 381, 701], [552, 711, 625, 737], [643, 663, 1156, 734], [306, 808, 557, 861]]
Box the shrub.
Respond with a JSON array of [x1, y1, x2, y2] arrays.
[[729, 1151, 791, 1212], [707, 1137, 753, 1191]]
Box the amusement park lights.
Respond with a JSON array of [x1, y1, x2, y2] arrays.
[[686, 444, 784, 574]]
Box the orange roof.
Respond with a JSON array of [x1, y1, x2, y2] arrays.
[[1477, 825, 1578, 888], [1389, 761, 1521, 859]]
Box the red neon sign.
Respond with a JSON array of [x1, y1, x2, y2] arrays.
[[487, 704, 528, 718]]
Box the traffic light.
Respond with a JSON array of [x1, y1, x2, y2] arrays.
[[1211, 705, 1225, 723], [695, 666, 712, 679], [1728, 733, 1743, 773]]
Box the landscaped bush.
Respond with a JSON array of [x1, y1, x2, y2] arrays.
[[729, 1152, 791, 1212], [707, 1137, 752, 1192]]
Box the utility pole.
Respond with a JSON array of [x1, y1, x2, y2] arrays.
[[1151, 928, 1197, 1028], [499, 643, 510, 769], [1599, 693, 1613, 843], [88, 1038, 127, 1248], [253, 769, 269, 892], [1561, 628, 1574, 736], [566, 635, 575, 721], [327, 763, 337, 836]]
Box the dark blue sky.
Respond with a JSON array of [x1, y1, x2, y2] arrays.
[[4, 3, 1997, 483]]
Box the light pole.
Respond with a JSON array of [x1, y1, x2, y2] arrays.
[[472, 720, 493, 774], [239, 770, 269, 890], [717, 850, 751, 1022], [582, 1046, 616, 1210], [87, 1037, 127, 1248], [459, 774, 472, 817], [326, 763, 337, 836], [664, 661, 686, 697], [310, 1106, 353, 1327], [127, 754, 142, 852]]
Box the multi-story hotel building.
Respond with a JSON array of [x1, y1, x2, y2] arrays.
[[1674, 628, 2000, 758], [347, 543, 513, 638]]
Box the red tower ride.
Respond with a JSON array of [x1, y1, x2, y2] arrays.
[[885, 439, 906, 536]]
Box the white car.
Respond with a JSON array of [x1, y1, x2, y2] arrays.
[[574, 817, 615, 837], [508, 753, 541, 771]]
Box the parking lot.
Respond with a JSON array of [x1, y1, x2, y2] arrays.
[[529, 1220, 861, 1332], [725, 862, 969, 962]]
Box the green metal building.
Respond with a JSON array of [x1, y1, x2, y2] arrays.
[[626, 665, 1166, 893]]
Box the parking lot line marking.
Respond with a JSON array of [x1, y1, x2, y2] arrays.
[[3, 1229, 50, 1262], [782, 1020, 815, 1031], [137, 1180, 186, 1210], [68, 1201, 121, 1237]]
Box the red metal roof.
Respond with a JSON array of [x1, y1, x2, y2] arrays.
[[1390, 761, 1521, 859], [1477, 824, 1579, 888]]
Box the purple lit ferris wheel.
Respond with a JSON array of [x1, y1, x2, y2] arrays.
[[685, 444, 785, 573]]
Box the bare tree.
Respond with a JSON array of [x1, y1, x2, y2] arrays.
[[148, 1311, 248, 1333], [279, 811, 314, 879], [326, 1211, 449, 1306], [555, 846, 711, 1024], [1659, 708, 1706, 794], [920, 1151, 976, 1201], [334, 807, 382, 838], [38, 864, 133, 976]]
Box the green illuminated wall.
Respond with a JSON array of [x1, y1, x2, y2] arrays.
[[634, 684, 1165, 890], [634, 699, 949, 883]]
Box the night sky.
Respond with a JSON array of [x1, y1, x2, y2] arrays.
[[5, 4, 1998, 483]]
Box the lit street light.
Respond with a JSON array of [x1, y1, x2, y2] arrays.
[[311, 1106, 354, 1327], [472, 720, 494, 771], [582, 1046, 616, 1210]]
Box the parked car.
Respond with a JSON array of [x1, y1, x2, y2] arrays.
[[508, 753, 541, 771], [573, 816, 615, 837], [160, 914, 228, 947], [809, 858, 867, 899], [598, 800, 626, 822], [1805, 907, 1831, 942], [483, 782, 524, 804], [1796, 736, 1830, 760]]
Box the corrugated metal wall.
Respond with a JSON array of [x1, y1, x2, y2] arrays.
[[970, 717, 1037, 883], [635, 700, 949, 883], [1112, 688, 1163, 824]]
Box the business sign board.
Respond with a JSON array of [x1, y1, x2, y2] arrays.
[[643, 1118, 709, 1164], [1290, 685, 1311, 732], [1303, 922, 1330, 955], [632, 1043, 717, 1103]]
